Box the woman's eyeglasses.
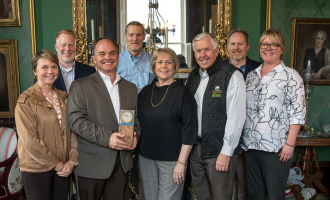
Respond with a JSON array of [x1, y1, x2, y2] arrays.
[[260, 43, 280, 50]]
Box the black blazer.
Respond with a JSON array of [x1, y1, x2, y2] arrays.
[[34, 60, 96, 91], [225, 56, 261, 80]]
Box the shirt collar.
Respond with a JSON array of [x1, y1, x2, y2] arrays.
[[255, 61, 285, 77], [59, 60, 75, 73], [199, 69, 209, 78], [123, 49, 144, 62], [98, 70, 121, 86]]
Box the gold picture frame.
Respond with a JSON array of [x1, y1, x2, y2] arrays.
[[0, 0, 21, 26], [290, 18, 330, 85], [266, 0, 271, 29], [0, 39, 20, 118], [29, 0, 36, 55]]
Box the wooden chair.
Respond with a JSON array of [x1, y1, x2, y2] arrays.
[[286, 177, 316, 200], [0, 118, 24, 200]]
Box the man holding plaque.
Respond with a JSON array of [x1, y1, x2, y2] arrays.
[[67, 38, 140, 200], [186, 33, 246, 200]]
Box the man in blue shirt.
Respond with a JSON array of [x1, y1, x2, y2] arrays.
[[117, 21, 155, 92], [226, 28, 261, 200]]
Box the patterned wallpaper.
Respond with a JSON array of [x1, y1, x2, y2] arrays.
[[271, 0, 330, 132], [0, 0, 33, 92]]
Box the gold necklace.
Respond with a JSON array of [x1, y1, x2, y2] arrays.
[[151, 80, 174, 107]]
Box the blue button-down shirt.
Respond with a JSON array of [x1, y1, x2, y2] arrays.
[[228, 59, 246, 74], [117, 50, 155, 93]]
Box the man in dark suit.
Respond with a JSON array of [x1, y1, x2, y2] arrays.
[[226, 28, 261, 200], [53, 29, 95, 92], [226, 28, 261, 80], [67, 38, 140, 200]]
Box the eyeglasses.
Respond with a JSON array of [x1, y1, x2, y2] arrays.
[[260, 43, 280, 50]]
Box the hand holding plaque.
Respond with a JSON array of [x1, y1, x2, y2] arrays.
[[118, 109, 135, 147]]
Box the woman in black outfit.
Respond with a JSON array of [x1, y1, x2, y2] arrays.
[[138, 47, 197, 200]]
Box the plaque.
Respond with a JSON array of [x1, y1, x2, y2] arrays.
[[118, 109, 135, 147]]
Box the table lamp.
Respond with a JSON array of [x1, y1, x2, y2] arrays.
[[300, 60, 316, 135]]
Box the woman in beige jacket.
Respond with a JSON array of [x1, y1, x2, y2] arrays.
[[15, 49, 78, 200]]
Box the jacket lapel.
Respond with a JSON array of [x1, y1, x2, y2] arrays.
[[54, 70, 66, 91], [74, 60, 83, 80], [93, 72, 118, 124]]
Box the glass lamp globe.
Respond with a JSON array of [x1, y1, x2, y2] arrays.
[[301, 68, 316, 82], [301, 60, 316, 82]]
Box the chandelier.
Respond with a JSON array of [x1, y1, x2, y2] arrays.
[[144, 0, 176, 54]]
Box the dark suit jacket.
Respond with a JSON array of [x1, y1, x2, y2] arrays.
[[225, 56, 261, 80], [67, 72, 140, 179], [34, 60, 96, 91]]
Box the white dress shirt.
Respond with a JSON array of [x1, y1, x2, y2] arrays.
[[194, 70, 246, 157], [98, 70, 121, 122]]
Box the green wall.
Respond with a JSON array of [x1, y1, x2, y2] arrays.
[[35, 0, 73, 53], [232, 0, 330, 161], [0, 0, 33, 92], [231, 0, 266, 62], [0, 0, 73, 92]]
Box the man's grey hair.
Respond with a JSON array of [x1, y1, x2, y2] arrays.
[[192, 32, 218, 51], [314, 30, 327, 41], [227, 28, 249, 45]]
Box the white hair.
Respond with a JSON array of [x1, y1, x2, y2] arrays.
[[192, 32, 218, 51]]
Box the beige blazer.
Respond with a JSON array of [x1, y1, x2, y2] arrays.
[[67, 72, 140, 179]]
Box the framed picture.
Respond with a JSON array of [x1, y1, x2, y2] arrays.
[[0, 0, 20, 26], [0, 40, 20, 118], [290, 18, 330, 85]]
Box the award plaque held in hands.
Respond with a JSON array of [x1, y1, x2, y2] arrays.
[[118, 109, 135, 147]]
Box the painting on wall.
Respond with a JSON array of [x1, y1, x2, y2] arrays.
[[0, 0, 20, 26], [290, 18, 330, 85], [0, 40, 20, 118]]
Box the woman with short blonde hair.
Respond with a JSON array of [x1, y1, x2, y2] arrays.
[[241, 29, 306, 200]]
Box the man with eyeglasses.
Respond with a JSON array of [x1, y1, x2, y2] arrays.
[[225, 28, 261, 200]]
